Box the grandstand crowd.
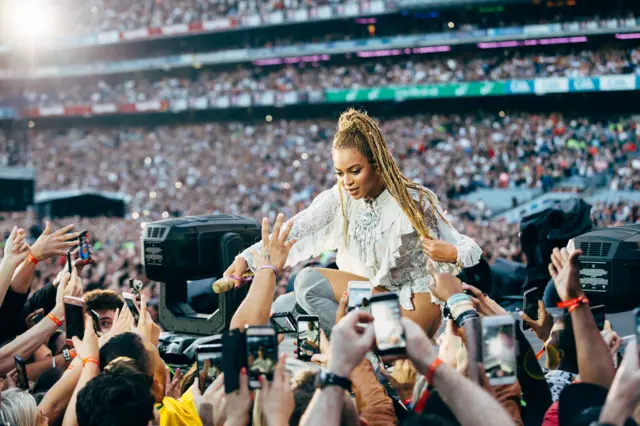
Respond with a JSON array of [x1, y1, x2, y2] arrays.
[[12, 47, 640, 109]]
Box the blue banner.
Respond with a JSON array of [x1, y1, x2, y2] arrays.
[[506, 80, 534, 94], [570, 77, 600, 92]]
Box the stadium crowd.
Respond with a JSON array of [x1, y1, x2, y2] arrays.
[[0, 190, 639, 426], [16, 47, 640, 108]]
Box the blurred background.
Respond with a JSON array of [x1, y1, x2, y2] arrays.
[[0, 0, 639, 317]]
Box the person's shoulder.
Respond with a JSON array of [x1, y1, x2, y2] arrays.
[[157, 388, 200, 425]]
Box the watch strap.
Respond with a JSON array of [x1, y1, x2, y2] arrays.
[[317, 370, 352, 392], [63, 348, 72, 363]]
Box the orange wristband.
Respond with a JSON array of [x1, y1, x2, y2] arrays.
[[426, 358, 444, 385], [557, 296, 589, 313], [69, 349, 76, 359], [82, 357, 99, 368], [27, 253, 40, 265], [47, 313, 63, 327]]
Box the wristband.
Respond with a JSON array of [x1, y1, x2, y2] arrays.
[[47, 313, 63, 327], [455, 309, 479, 327], [426, 358, 444, 385], [447, 294, 471, 305], [256, 265, 278, 278], [82, 357, 100, 368], [27, 253, 40, 265], [557, 296, 589, 313]]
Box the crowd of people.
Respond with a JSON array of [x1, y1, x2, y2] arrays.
[[14, 47, 640, 109], [0, 193, 639, 426]]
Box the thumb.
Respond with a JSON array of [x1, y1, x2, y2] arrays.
[[568, 249, 582, 266], [71, 336, 82, 350], [238, 368, 249, 394], [7, 226, 17, 243], [519, 311, 535, 325], [193, 378, 201, 396], [537, 300, 547, 318], [44, 221, 51, 235]]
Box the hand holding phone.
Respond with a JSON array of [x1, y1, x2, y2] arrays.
[[521, 288, 539, 331], [14, 355, 29, 390], [196, 344, 223, 393], [78, 231, 92, 263]]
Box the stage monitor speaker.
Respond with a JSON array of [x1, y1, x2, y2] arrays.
[[574, 223, 640, 312], [141, 214, 260, 336]]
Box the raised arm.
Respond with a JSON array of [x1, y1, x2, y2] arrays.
[[237, 185, 341, 271]]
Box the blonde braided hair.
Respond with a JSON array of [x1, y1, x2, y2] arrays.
[[333, 108, 449, 244]]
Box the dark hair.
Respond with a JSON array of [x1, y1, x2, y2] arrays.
[[99, 333, 151, 377], [84, 289, 124, 313], [32, 367, 63, 394], [289, 370, 318, 426], [76, 371, 155, 426]]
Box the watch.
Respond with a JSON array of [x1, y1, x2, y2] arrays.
[[63, 349, 72, 363], [315, 369, 352, 392]]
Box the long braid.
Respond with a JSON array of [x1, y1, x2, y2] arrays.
[[333, 108, 450, 244]]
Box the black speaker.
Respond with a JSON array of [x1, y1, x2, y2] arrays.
[[141, 215, 260, 335], [574, 224, 640, 312]]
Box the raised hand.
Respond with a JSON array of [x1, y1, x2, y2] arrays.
[[71, 315, 99, 362], [260, 354, 294, 426], [165, 368, 183, 399], [519, 300, 553, 342], [427, 260, 464, 301], [30, 222, 80, 261], [250, 213, 296, 273], [549, 247, 584, 302], [225, 369, 251, 426], [2, 226, 30, 268], [328, 310, 375, 377]]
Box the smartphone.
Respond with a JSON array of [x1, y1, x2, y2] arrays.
[[464, 316, 483, 385], [370, 293, 406, 356], [297, 315, 320, 361], [591, 305, 606, 331], [89, 310, 101, 334], [270, 312, 297, 334], [122, 292, 140, 324], [64, 296, 86, 341], [196, 344, 223, 393], [31, 313, 44, 326], [14, 355, 29, 390], [67, 251, 73, 274], [222, 329, 246, 394], [482, 315, 517, 386], [78, 231, 92, 262], [522, 287, 539, 331], [348, 281, 373, 312], [245, 325, 278, 389]]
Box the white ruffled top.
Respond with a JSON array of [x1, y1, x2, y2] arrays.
[[238, 185, 482, 310]]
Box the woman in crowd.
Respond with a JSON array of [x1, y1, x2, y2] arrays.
[[225, 108, 482, 336]]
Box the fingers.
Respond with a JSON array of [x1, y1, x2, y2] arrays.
[[548, 263, 558, 280], [568, 249, 582, 266], [461, 283, 483, 299], [272, 213, 285, 243], [7, 225, 18, 243], [59, 272, 71, 291], [140, 294, 148, 323], [279, 218, 293, 243], [310, 353, 328, 365], [336, 291, 348, 323], [284, 239, 297, 251], [344, 310, 374, 327], [71, 336, 82, 349], [53, 224, 74, 237], [519, 311, 534, 325], [43, 221, 52, 235], [85, 314, 96, 337], [537, 300, 547, 318], [621, 338, 638, 371], [261, 218, 269, 246], [551, 248, 563, 272], [274, 353, 287, 384], [60, 231, 81, 242], [238, 367, 249, 393]]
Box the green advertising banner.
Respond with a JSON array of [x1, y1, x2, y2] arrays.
[[325, 81, 508, 103]]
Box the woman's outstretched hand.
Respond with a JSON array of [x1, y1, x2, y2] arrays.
[[250, 213, 296, 273]]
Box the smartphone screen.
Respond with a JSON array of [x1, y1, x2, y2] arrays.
[[246, 326, 277, 389], [591, 305, 606, 331], [79, 231, 91, 261], [370, 294, 406, 355], [14, 355, 29, 390], [482, 316, 517, 386], [197, 344, 223, 393], [222, 329, 245, 394], [64, 297, 85, 340], [522, 288, 539, 331], [348, 282, 373, 312], [297, 316, 320, 361], [122, 293, 140, 324]]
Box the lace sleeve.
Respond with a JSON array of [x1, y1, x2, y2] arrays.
[[423, 189, 483, 273], [237, 185, 342, 270]]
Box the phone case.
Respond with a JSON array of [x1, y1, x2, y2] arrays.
[[222, 329, 246, 393]]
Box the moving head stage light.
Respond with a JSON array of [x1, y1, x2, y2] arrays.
[[574, 223, 640, 313], [142, 215, 260, 335]]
